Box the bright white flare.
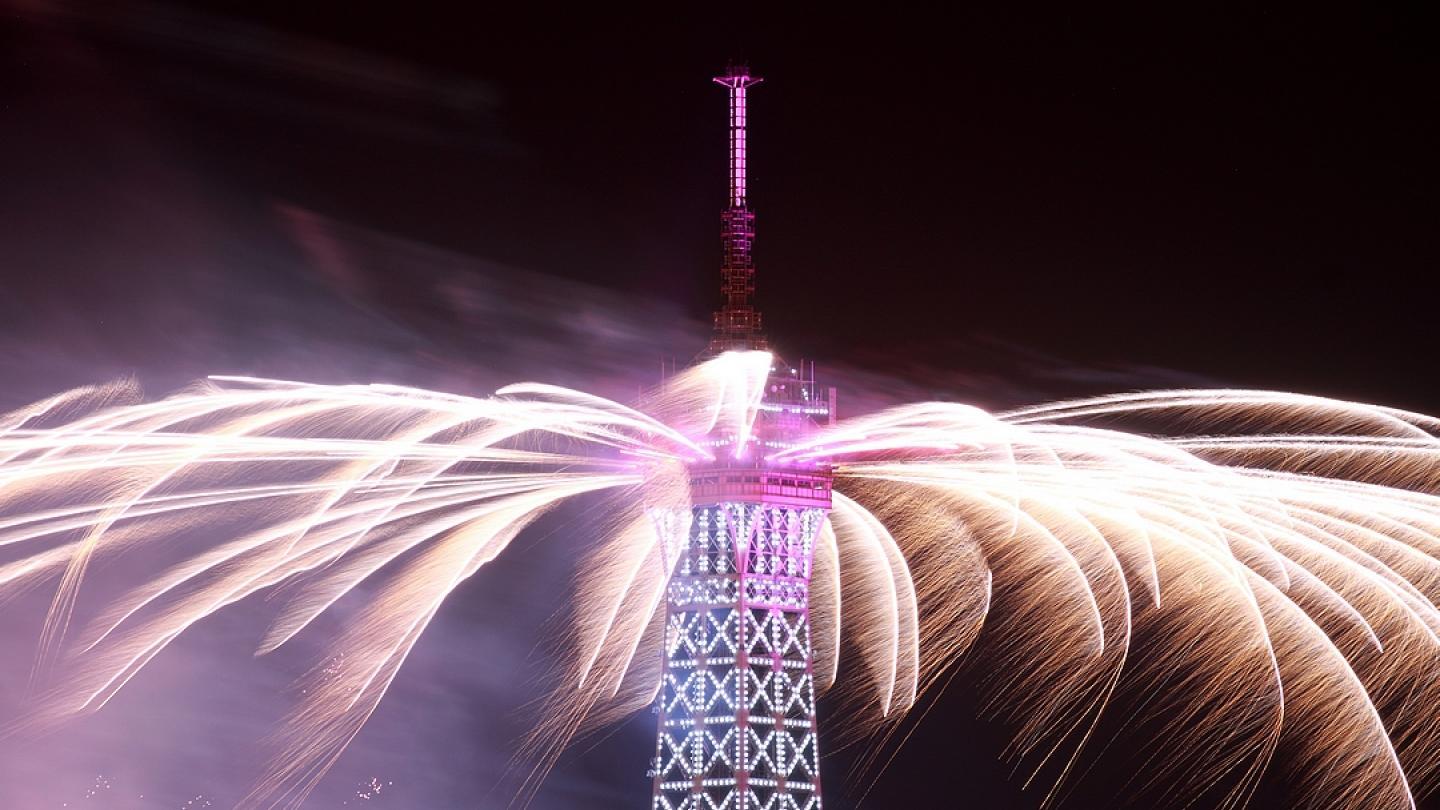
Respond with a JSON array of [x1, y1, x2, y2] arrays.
[[2, 359, 1440, 809]]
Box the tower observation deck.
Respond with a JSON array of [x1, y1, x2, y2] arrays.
[[650, 64, 833, 810]]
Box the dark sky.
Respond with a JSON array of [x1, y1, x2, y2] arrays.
[[191, 5, 1434, 410], [1, 3, 1439, 808], [5, 3, 1437, 407], [242, 6, 1424, 412]]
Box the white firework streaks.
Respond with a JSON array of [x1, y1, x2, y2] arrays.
[[2, 354, 1440, 809]]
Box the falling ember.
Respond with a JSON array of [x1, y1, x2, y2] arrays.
[[348, 777, 391, 803], [83, 773, 112, 799]]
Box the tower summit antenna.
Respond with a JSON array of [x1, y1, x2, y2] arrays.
[[709, 63, 766, 355]]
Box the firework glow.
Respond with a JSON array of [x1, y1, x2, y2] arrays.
[[0, 351, 1438, 808]]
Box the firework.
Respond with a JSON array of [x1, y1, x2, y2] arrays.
[[2, 355, 1440, 809]]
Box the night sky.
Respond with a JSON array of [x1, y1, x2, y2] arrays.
[[1, 3, 1438, 808]]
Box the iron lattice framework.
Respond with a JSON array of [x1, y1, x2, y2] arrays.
[[652, 488, 829, 810]]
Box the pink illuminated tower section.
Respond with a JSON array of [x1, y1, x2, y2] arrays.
[[710, 63, 765, 354], [650, 65, 830, 810]]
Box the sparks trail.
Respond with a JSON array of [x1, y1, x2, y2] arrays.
[[1, 354, 1439, 808]]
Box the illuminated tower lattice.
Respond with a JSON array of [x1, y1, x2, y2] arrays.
[[651, 64, 833, 810]]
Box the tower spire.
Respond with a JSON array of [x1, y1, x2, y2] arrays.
[[710, 62, 766, 354]]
